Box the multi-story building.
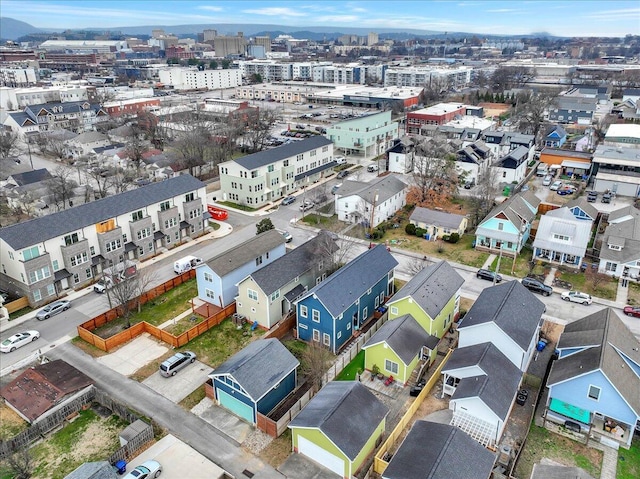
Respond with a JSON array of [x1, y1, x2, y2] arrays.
[[218, 136, 335, 208], [405, 103, 467, 134], [0, 175, 208, 306], [157, 67, 242, 90], [0, 85, 93, 110], [214, 34, 247, 58], [39, 40, 129, 54], [102, 98, 161, 118], [0, 67, 37, 88], [326, 110, 398, 157], [384, 66, 471, 90], [3, 101, 108, 136]]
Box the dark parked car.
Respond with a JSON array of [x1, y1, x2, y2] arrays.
[[476, 268, 502, 283], [281, 196, 296, 206], [602, 192, 612, 203], [587, 191, 598, 202], [337, 170, 350, 179], [521, 277, 553, 296]]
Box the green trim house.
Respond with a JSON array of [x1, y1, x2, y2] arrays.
[[289, 381, 388, 479], [385, 260, 464, 364], [362, 314, 436, 384]]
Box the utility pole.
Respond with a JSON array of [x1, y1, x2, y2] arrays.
[[369, 191, 379, 238], [493, 243, 503, 285]]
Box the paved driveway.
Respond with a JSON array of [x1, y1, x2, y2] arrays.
[[126, 434, 227, 479], [278, 453, 340, 479], [96, 334, 168, 376], [193, 397, 253, 444], [143, 360, 212, 403]]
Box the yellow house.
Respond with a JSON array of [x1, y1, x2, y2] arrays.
[[409, 207, 467, 240]]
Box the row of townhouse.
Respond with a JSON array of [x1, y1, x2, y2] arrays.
[[0, 175, 208, 306], [3, 101, 109, 136]]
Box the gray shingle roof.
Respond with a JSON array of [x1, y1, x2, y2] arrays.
[[211, 338, 299, 401], [443, 342, 522, 420], [548, 308, 640, 416], [0, 175, 205, 250], [289, 381, 388, 460], [250, 232, 337, 295], [64, 461, 118, 479], [297, 244, 398, 317], [363, 314, 434, 365], [232, 136, 333, 170], [565, 197, 599, 221], [351, 175, 406, 204], [382, 421, 496, 479], [391, 260, 464, 319], [599, 206, 640, 264], [409, 207, 466, 231], [9, 168, 53, 186], [205, 229, 285, 277], [459, 281, 544, 350], [478, 190, 540, 234]]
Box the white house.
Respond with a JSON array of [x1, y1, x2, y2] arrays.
[[334, 175, 407, 228], [532, 207, 593, 268], [386, 137, 414, 174], [493, 145, 529, 185]]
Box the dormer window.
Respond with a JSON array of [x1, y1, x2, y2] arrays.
[[608, 244, 622, 251]]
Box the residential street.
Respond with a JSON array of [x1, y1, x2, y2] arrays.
[[47, 342, 285, 479]]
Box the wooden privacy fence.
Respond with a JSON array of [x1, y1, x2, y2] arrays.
[[257, 383, 315, 438], [373, 348, 454, 475], [4, 296, 29, 314], [78, 270, 237, 352]]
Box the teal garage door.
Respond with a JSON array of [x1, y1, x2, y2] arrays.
[[217, 389, 254, 423]]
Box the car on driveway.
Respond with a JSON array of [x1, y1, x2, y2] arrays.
[[122, 460, 162, 479], [337, 169, 350, 179], [35, 299, 71, 320], [542, 175, 553, 186], [1, 330, 40, 353], [159, 351, 196, 377], [623, 306, 640, 317], [561, 291, 592, 305], [557, 186, 576, 196], [602, 192, 612, 203], [277, 229, 293, 243], [476, 268, 502, 283], [521, 277, 553, 296], [550, 180, 563, 191], [281, 195, 296, 206], [587, 191, 598, 202]]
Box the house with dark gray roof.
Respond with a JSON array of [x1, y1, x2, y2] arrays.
[[441, 342, 522, 447], [235, 232, 337, 329], [493, 145, 530, 184], [334, 174, 407, 228], [3, 101, 108, 136], [545, 308, 640, 447], [382, 421, 496, 479], [362, 314, 435, 384], [458, 281, 545, 372], [209, 338, 299, 425], [195, 229, 286, 308], [218, 136, 335, 208], [549, 97, 596, 125], [64, 461, 119, 479], [543, 125, 568, 148], [386, 136, 415, 174], [0, 174, 207, 307], [6, 168, 53, 187], [597, 205, 640, 278], [456, 140, 493, 184], [386, 260, 464, 364], [289, 381, 388, 478], [409, 206, 468, 240], [296, 244, 398, 354], [475, 190, 540, 257]]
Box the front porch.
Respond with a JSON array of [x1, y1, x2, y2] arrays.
[[533, 247, 582, 268]]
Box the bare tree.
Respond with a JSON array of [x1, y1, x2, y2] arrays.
[[0, 129, 20, 160], [110, 167, 136, 194], [102, 263, 158, 327], [239, 108, 279, 153], [585, 267, 611, 290], [123, 123, 148, 173], [37, 129, 68, 159], [467, 162, 500, 227], [170, 115, 212, 177], [312, 231, 354, 275], [491, 66, 536, 91], [45, 167, 78, 211], [513, 91, 559, 142], [84, 168, 113, 199], [406, 256, 431, 276], [0, 446, 34, 479], [301, 340, 334, 392], [408, 134, 458, 207]]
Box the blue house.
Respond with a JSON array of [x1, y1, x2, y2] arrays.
[[566, 197, 599, 222], [295, 244, 398, 354], [196, 229, 286, 308], [543, 125, 567, 148], [475, 191, 540, 257], [545, 308, 640, 448], [209, 338, 299, 424]]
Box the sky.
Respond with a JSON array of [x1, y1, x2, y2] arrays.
[[3, 1, 640, 37]]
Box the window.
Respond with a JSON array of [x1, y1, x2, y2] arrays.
[[33, 289, 41, 302], [255, 256, 263, 266], [70, 252, 88, 266], [312, 309, 320, 322], [90, 246, 95, 255], [385, 359, 399, 375], [189, 208, 201, 219], [337, 331, 342, 339], [248, 289, 258, 301], [251, 170, 258, 178], [46, 284, 55, 296], [137, 228, 151, 240], [164, 217, 178, 228], [204, 272, 213, 282], [185, 192, 195, 202], [73, 273, 80, 284], [347, 322, 351, 330], [160, 201, 171, 211], [605, 262, 617, 272], [105, 239, 122, 252], [205, 288, 215, 299], [362, 307, 368, 319], [390, 306, 398, 315], [52, 260, 59, 271], [588, 385, 600, 401], [313, 329, 320, 342], [298, 323, 308, 330], [300, 305, 308, 318], [375, 296, 379, 308], [23, 246, 40, 261], [28, 266, 51, 284], [85, 268, 92, 279], [268, 165, 274, 172], [132, 210, 144, 222], [64, 232, 79, 245], [270, 290, 280, 302], [323, 333, 330, 347], [497, 222, 504, 231]]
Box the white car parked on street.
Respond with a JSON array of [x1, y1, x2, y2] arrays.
[[561, 291, 593, 305], [1, 330, 40, 353]]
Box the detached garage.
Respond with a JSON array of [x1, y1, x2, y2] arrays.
[[289, 382, 388, 479], [210, 339, 299, 425]]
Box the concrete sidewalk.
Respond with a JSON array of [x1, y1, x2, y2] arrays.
[[0, 222, 234, 334]]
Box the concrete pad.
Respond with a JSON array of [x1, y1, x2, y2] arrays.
[[278, 452, 340, 479], [423, 408, 453, 424], [142, 360, 212, 403], [125, 434, 227, 479], [197, 400, 253, 444], [96, 334, 168, 376]]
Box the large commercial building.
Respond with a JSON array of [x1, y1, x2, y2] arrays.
[[0, 175, 208, 307], [158, 67, 242, 90]]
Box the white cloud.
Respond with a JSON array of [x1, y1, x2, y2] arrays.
[[242, 7, 307, 17], [197, 6, 224, 12]]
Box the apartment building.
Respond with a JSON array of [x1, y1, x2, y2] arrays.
[[0, 175, 208, 307], [157, 67, 242, 90], [218, 136, 334, 208], [326, 110, 398, 157]]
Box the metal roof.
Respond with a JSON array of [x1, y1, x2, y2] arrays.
[[231, 136, 333, 170]]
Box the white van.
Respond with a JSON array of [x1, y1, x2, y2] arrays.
[[367, 164, 379, 173], [334, 156, 346, 165], [173, 255, 203, 274]]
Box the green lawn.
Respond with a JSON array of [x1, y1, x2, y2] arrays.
[[336, 350, 365, 381], [283, 339, 308, 361], [618, 440, 640, 479], [92, 279, 198, 338], [216, 201, 257, 212]]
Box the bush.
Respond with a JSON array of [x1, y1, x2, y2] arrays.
[[447, 233, 460, 243], [405, 223, 416, 235], [415, 227, 427, 238]]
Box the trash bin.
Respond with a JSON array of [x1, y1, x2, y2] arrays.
[[114, 460, 127, 475], [503, 186, 511, 196]]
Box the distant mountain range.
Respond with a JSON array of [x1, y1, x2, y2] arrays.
[[0, 16, 556, 42]]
